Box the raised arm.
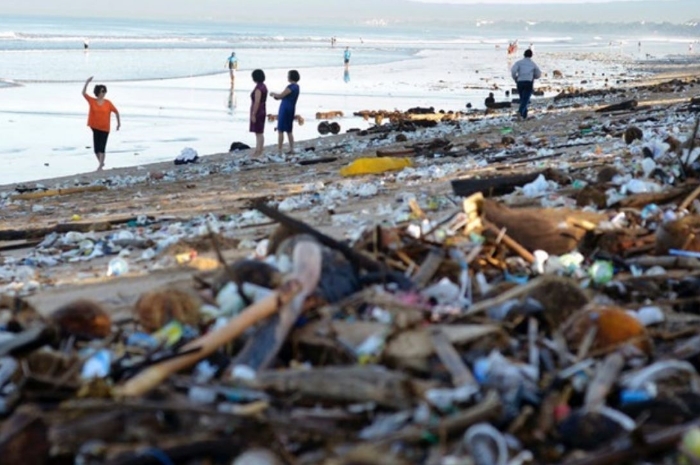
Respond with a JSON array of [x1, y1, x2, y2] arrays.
[[82, 76, 93, 97]]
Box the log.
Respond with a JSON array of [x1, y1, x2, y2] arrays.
[[376, 148, 416, 157], [595, 99, 638, 113], [0, 215, 151, 241], [451, 172, 542, 198], [298, 157, 338, 166]]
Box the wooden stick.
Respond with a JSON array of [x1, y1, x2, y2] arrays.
[[484, 220, 535, 264], [115, 241, 322, 397], [457, 276, 546, 318], [430, 327, 478, 389], [680, 183, 700, 212]]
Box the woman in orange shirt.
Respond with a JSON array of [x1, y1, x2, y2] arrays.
[[82, 76, 121, 171]]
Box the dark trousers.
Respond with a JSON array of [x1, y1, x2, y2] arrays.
[[91, 128, 109, 154], [516, 80, 534, 118]]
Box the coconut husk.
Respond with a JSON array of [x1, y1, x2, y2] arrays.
[[481, 199, 603, 255]]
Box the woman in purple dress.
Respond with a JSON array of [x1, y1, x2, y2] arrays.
[[249, 69, 267, 157]]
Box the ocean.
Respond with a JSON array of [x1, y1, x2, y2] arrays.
[[0, 15, 697, 185]]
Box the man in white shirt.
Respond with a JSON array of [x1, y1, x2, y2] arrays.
[[511, 49, 542, 119]]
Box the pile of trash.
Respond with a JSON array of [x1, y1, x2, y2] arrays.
[[3, 88, 700, 463], [5, 171, 700, 464]]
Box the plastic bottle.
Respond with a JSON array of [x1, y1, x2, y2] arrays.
[[589, 260, 614, 284], [106, 257, 129, 277], [340, 157, 413, 177], [81, 349, 112, 379]]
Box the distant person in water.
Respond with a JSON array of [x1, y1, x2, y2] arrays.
[[271, 70, 301, 156], [344, 47, 351, 69], [249, 69, 267, 157], [226, 52, 238, 88], [484, 92, 496, 108], [82, 76, 120, 171], [511, 49, 541, 119], [83, 39, 89, 50]]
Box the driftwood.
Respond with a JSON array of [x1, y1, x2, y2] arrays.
[[0, 215, 150, 241], [595, 99, 638, 113], [451, 172, 542, 198], [298, 156, 338, 166], [0, 325, 57, 358], [237, 365, 415, 410], [612, 183, 699, 208], [376, 148, 416, 157], [0, 239, 42, 252]]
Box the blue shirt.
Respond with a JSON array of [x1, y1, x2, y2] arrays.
[[344, 50, 351, 60], [227, 55, 238, 69]]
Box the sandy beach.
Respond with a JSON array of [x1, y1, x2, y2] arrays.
[[1, 54, 699, 317], [5, 19, 700, 462]]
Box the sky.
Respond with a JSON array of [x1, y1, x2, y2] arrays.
[[3, 0, 696, 23], [414, 0, 640, 2]]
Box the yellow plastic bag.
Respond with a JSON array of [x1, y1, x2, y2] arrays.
[[340, 157, 413, 177]]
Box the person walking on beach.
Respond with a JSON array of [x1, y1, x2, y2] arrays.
[[81, 76, 120, 171], [511, 49, 541, 119], [226, 52, 238, 89], [271, 70, 301, 156], [249, 69, 267, 157], [344, 47, 351, 69]]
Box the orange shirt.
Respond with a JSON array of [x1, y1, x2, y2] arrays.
[[84, 95, 117, 132]]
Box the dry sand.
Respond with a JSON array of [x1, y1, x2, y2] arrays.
[[1, 58, 700, 319]]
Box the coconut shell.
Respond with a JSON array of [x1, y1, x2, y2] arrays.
[[134, 288, 201, 332], [526, 276, 590, 330], [562, 306, 652, 355], [49, 299, 111, 340], [655, 215, 700, 254]]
